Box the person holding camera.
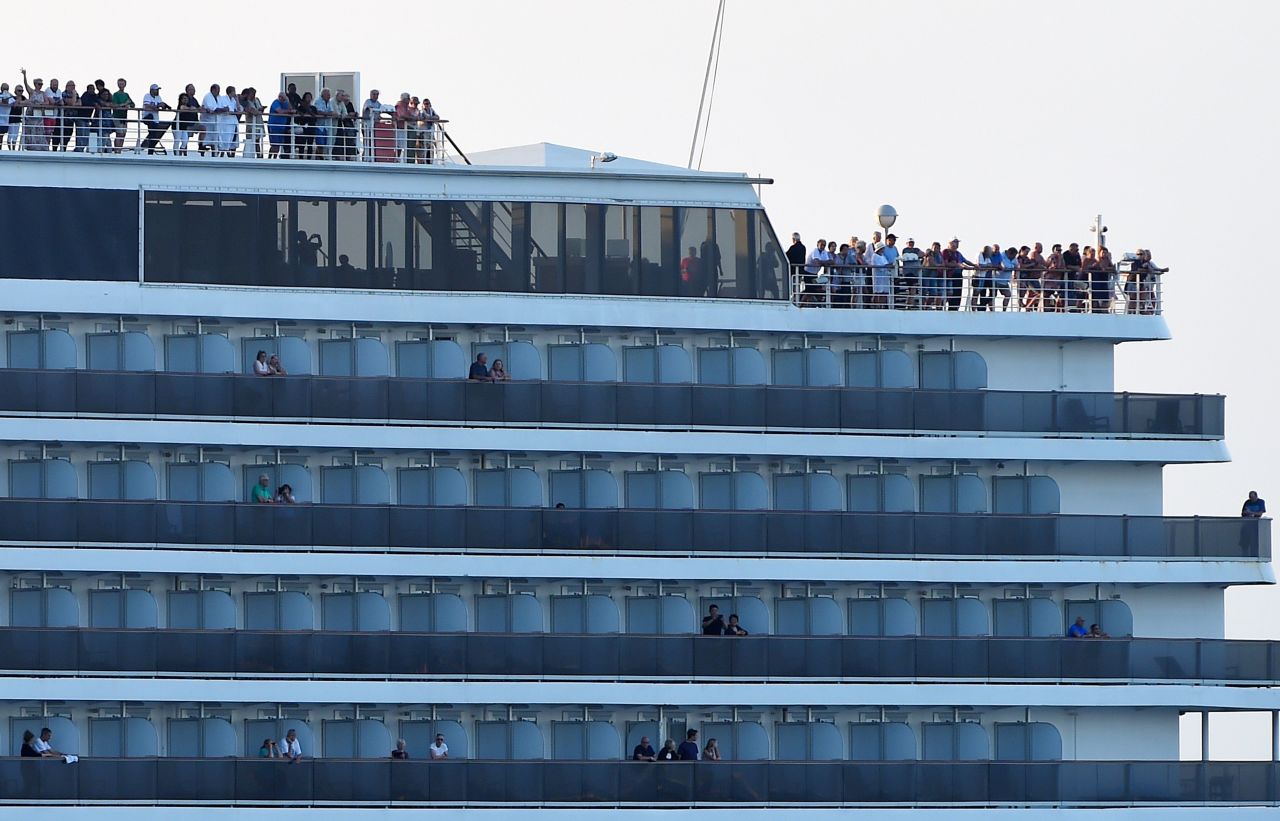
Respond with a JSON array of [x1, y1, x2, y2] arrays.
[[259, 738, 279, 758]]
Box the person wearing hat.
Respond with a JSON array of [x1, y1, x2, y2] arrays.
[[868, 241, 891, 307], [140, 83, 172, 153]]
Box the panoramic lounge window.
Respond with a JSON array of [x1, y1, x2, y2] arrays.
[[143, 193, 785, 300], [0, 185, 138, 281]]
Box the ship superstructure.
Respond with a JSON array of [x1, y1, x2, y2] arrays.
[[0, 137, 1272, 818]]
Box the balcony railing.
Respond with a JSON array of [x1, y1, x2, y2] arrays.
[[0, 759, 1274, 806], [5, 629, 1280, 683], [2, 105, 463, 165], [789, 262, 1164, 316], [0, 500, 1266, 560], [0, 370, 1226, 439]]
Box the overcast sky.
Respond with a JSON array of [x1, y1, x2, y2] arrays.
[[10, 0, 1277, 759]]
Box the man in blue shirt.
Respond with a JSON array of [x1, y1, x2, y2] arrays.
[[1067, 616, 1088, 638], [677, 729, 700, 761], [1242, 491, 1267, 518], [469, 353, 493, 382]]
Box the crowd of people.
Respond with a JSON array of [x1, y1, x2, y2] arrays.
[[786, 232, 1167, 314], [632, 729, 720, 762], [0, 72, 441, 162]]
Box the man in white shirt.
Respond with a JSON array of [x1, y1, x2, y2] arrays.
[[201, 84, 234, 156], [140, 84, 171, 153], [429, 733, 449, 760], [34, 727, 66, 759], [280, 728, 303, 763], [802, 239, 832, 304], [313, 87, 335, 160], [360, 89, 383, 161]]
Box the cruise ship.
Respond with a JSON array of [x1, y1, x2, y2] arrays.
[[0, 86, 1274, 819]]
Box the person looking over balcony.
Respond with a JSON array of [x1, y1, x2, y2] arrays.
[[725, 614, 749, 636], [361, 89, 382, 160], [294, 92, 318, 159], [656, 739, 678, 760], [632, 736, 657, 761], [678, 729, 700, 761], [313, 88, 335, 160], [267, 92, 293, 159], [275, 484, 296, 504], [109, 78, 133, 152], [802, 239, 832, 304], [241, 87, 264, 158], [941, 238, 975, 311], [394, 93, 413, 162], [252, 474, 274, 504], [1093, 246, 1116, 313], [830, 243, 852, 307], [701, 605, 726, 635], [924, 241, 946, 310], [280, 729, 303, 763], [1088, 624, 1110, 639], [253, 350, 271, 376], [392, 738, 409, 759], [785, 233, 806, 294], [469, 353, 493, 382], [490, 359, 511, 381], [33, 728, 69, 760], [429, 733, 449, 759], [898, 239, 924, 307], [200, 84, 232, 156], [259, 738, 279, 758], [1067, 616, 1088, 638], [20, 730, 41, 757], [702, 738, 721, 761], [992, 246, 1017, 312], [868, 241, 892, 307], [18, 72, 50, 150], [335, 91, 357, 159], [1045, 243, 1066, 311], [140, 84, 171, 154], [1242, 491, 1267, 518], [267, 354, 287, 376], [1062, 242, 1084, 311]]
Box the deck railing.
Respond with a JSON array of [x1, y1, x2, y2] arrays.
[[5, 629, 1280, 684], [0, 758, 1276, 806], [1, 105, 461, 165], [789, 262, 1163, 315], [0, 500, 1267, 560]]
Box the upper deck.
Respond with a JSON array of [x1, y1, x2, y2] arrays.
[[0, 144, 1170, 343]]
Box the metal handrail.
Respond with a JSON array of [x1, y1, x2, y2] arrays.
[[0, 102, 460, 166], [788, 261, 1163, 315]]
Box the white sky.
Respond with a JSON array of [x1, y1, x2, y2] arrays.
[[10, 0, 1278, 760]]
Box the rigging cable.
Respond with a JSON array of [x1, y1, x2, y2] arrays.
[[696, 2, 727, 171], [687, 0, 727, 169]]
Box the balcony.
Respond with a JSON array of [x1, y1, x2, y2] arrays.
[[0, 759, 1274, 806], [0, 500, 1266, 560], [0, 369, 1225, 438], [4, 629, 1279, 683]]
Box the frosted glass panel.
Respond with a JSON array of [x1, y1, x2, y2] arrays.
[[810, 722, 843, 760], [200, 334, 236, 373], [90, 718, 157, 757], [699, 473, 730, 509], [398, 467, 466, 506], [126, 590, 158, 627], [319, 339, 354, 376], [698, 348, 731, 384], [88, 462, 122, 500], [355, 465, 389, 504], [776, 723, 807, 759], [808, 474, 842, 510], [657, 345, 692, 383], [399, 593, 468, 632], [626, 598, 658, 633], [920, 352, 953, 389], [551, 723, 584, 759], [880, 350, 914, 388], [993, 599, 1027, 637], [809, 597, 843, 635], [168, 719, 201, 757], [773, 475, 805, 511], [11, 588, 79, 628], [511, 721, 544, 759], [355, 338, 390, 376], [168, 464, 199, 501], [622, 347, 656, 383], [396, 340, 466, 378], [548, 345, 581, 380], [245, 592, 313, 630], [805, 348, 840, 386], [322, 594, 355, 630], [586, 722, 619, 759], [166, 335, 198, 373], [775, 599, 807, 635], [511, 594, 543, 633], [734, 473, 768, 510], [549, 471, 582, 508], [7, 330, 39, 368], [584, 470, 618, 508], [731, 348, 766, 385], [280, 591, 314, 630], [659, 472, 694, 509], [772, 350, 804, 386], [507, 468, 542, 507], [122, 332, 155, 371], [957, 475, 988, 513], [1029, 598, 1061, 637], [954, 351, 988, 389], [1029, 722, 1062, 761], [956, 598, 989, 636], [625, 473, 657, 508], [44, 459, 77, 499], [321, 467, 354, 503], [1027, 476, 1061, 514], [1099, 599, 1134, 637], [126, 461, 156, 500], [846, 351, 878, 388]]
